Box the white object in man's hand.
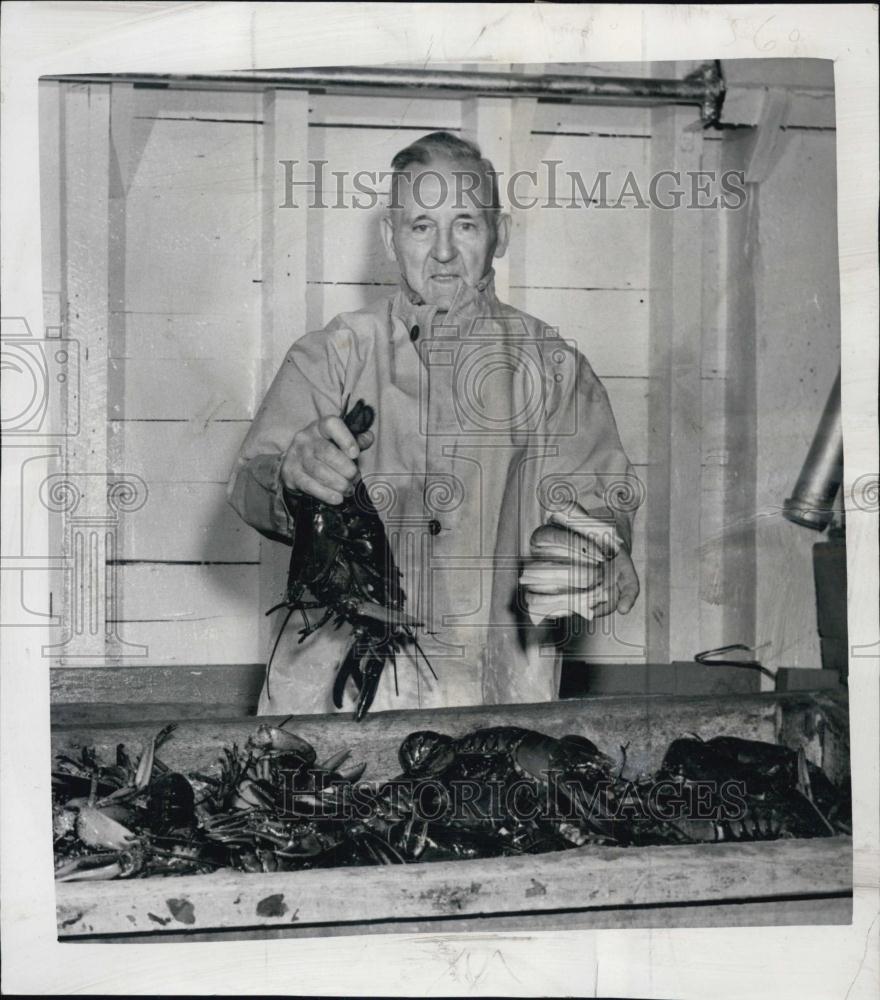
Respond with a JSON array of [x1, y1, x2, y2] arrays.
[[520, 503, 640, 626], [281, 415, 374, 506]]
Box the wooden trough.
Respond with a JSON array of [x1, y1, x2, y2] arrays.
[[52, 691, 852, 941]]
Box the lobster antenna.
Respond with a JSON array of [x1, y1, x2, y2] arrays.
[[411, 635, 438, 680], [264, 606, 296, 700]]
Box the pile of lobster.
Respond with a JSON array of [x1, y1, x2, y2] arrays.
[[53, 719, 851, 881]]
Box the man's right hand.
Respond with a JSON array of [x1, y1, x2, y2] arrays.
[[280, 415, 374, 505]]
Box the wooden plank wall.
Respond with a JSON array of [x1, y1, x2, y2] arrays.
[[108, 86, 264, 665], [38, 74, 651, 673], [42, 59, 840, 701]]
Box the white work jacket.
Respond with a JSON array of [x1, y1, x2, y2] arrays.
[[227, 272, 638, 715]]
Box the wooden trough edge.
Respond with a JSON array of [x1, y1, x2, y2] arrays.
[[56, 835, 853, 939], [51, 690, 852, 785]]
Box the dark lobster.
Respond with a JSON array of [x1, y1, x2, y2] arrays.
[[656, 734, 851, 842], [266, 398, 434, 720]]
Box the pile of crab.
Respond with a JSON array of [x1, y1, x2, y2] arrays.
[[53, 721, 851, 881]]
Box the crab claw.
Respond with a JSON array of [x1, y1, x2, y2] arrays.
[[337, 761, 367, 783], [56, 847, 143, 882], [123, 724, 177, 794], [133, 734, 157, 792], [318, 748, 351, 774], [249, 725, 316, 760], [56, 855, 126, 882], [75, 804, 139, 851], [231, 779, 275, 810]]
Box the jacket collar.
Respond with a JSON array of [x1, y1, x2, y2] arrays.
[[391, 269, 499, 335]]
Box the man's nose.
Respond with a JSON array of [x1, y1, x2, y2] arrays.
[[431, 229, 456, 263]]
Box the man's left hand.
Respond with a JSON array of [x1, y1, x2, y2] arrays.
[[519, 506, 640, 625], [578, 545, 640, 618]]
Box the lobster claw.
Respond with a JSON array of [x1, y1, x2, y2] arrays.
[[342, 397, 375, 436], [355, 657, 385, 721], [333, 643, 365, 710], [352, 599, 422, 630]]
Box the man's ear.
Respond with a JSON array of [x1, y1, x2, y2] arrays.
[[380, 214, 398, 263], [493, 212, 511, 259]]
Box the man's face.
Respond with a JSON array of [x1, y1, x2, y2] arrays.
[[382, 158, 510, 313]]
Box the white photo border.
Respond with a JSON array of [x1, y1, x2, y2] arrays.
[[1, 3, 877, 996]]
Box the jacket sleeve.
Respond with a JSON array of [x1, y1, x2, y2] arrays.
[[542, 345, 640, 553], [226, 321, 353, 544]]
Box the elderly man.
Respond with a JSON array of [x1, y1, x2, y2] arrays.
[[228, 131, 640, 715]]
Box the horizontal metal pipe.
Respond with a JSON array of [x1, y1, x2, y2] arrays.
[[43, 62, 726, 123], [783, 370, 843, 531]]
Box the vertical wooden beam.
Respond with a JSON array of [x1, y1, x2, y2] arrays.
[[697, 136, 727, 651], [107, 82, 155, 199], [461, 97, 511, 300], [105, 82, 157, 464], [646, 94, 705, 664], [261, 90, 310, 383], [105, 82, 157, 662], [48, 84, 115, 663], [39, 82, 64, 345], [696, 135, 759, 687], [507, 92, 540, 302], [258, 90, 309, 651], [107, 82, 134, 502], [63, 83, 111, 478], [461, 94, 537, 302], [37, 80, 66, 631]]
